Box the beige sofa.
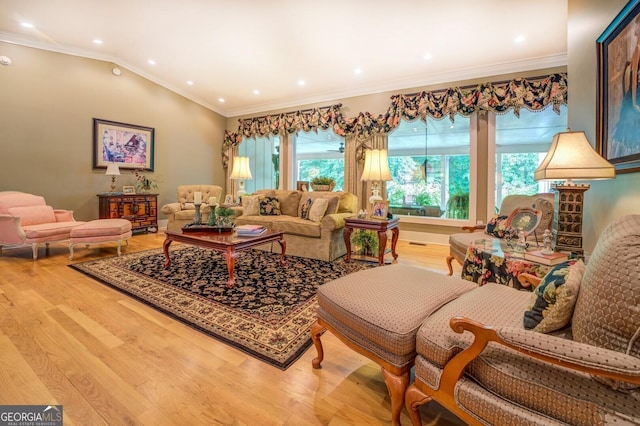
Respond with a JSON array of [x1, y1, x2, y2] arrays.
[[234, 189, 357, 261], [446, 193, 554, 274], [160, 185, 222, 232]]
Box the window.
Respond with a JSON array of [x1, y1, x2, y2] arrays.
[[238, 135, 279, 193], [387, 116, 472, 220], [293, 128, 344, 191], [491, 106, 568, 212]]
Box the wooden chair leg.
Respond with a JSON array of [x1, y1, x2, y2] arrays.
[[311, 320, 326, 369], [382, 367, 409, 426], [446, 256, 455, 276], [405, 383, 432, 426]]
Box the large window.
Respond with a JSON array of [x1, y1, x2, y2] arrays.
[[491, 106, 568, 212], [293, 129, 344, 191], [238, 135, 279, 193], [387, 117, 472, 220]]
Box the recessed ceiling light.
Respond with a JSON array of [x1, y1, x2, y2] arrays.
[[354, 68, 362, 75], [514, 35, 526, 43], [423, 53, 432, 60], [218, 98, 225, 103], [21, 22, 34, 28], [253, 89, 260, 95], [147, 59, 156, 65], [93, 39, 103, 45], [186, 80, 194, 85], [298, 80, 305, 86]]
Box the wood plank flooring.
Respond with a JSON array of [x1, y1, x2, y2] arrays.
[[0, 233, 464, 425]]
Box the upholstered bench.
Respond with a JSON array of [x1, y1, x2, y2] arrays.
[[311, 265, 476, 425], [69, 219, 132, 260]]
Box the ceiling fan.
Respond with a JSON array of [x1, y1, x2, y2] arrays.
[[327, 141, 345, 153]]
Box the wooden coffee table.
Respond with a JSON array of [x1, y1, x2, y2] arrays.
[[163, 229, 286, 288]]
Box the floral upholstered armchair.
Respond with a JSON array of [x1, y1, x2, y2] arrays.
[[160, 185, 222, 232]]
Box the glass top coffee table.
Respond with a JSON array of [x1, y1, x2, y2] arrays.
[[163, 229, 286, 288], [461, 238, 550, 290]]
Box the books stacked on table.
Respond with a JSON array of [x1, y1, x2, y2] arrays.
[[524, 250, 569, 266], [236, 224, 267, 236]]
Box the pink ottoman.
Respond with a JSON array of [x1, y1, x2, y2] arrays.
[[69, 219, 132, 260]]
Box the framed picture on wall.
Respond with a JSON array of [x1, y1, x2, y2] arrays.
[[93, 118, 155, 170], [596, 0, 640, 173]]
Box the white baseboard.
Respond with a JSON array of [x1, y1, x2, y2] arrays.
[[398, 230, 449, 246]]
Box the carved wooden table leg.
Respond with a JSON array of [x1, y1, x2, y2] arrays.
[[277, 237, 287, 266], [390, 227, 399, 261], [223, 248, 238, 288], [377, 229, 388, 265], [163, 236, 173, 267], [343, 226, 353, 262]]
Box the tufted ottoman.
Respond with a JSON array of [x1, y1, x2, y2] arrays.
[[69, 219, 132, 260], [311, 264, 476, 425]]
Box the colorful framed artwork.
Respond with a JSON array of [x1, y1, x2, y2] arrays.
[[596, 0, 640, 173], [122, 186, 136, 194], [93, 118, 155, 170], [371, 200, 389, 220]]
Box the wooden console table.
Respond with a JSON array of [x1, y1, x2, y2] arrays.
[[98, 193, 158, 233], [344, 217, 399, 265]]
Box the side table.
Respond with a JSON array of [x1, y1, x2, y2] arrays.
[[344, 217, 399, 265]]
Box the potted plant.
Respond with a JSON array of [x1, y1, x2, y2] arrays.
[[134, 169, 158, 193], [311, 176, 336, 191], [350, 230, 379, 257]]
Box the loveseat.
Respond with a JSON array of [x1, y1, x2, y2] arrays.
[[0, 191, 85, 259], [160, 185, 223, 232], [405, 214, 640, 425], [446, 192, 554, 274], [234, 189, 357, 261]]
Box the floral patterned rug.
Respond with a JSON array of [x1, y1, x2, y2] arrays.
[[70, 245, 375, 370]]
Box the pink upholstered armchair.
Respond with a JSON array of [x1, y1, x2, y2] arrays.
[[0, 191, 85, 259]]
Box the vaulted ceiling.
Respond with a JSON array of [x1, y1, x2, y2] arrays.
[[0, 0, 568, 117]]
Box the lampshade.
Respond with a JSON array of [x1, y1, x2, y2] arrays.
[[229, 156, 253, 180], [105, 163, 121, 176], [534, 131, 615, 182], [361, 149, 392, 182]]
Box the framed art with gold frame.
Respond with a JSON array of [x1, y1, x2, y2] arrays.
[[371, 200, 389, 220], [122, 186, 136, 194]]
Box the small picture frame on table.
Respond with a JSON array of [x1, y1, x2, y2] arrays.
[[296, 181, 309, 192], [122, 186, 136, 194], [371, 200, 389, 220]]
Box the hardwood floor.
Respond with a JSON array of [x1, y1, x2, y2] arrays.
[[0, 233, 464, 425]]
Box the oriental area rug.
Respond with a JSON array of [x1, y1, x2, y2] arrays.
[[70, 246, 374, 370]]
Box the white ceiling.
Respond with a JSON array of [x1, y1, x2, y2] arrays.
[[0, 0, 568, 118]]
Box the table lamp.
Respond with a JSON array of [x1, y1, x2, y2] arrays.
[[361, 148, 392, 210], [533, 130, 615, 255], [105, 163, 121, 192], [230, 156, 252, 202]]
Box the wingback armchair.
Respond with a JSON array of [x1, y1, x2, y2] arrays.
[[406, 214, 640, 425], [160, 185, 223, 232]]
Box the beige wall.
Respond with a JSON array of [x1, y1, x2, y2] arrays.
[[568, 0, 640, 253], [0, 42, 227, 222]]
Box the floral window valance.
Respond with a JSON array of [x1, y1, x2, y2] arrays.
[[223, 73, 567, 165]]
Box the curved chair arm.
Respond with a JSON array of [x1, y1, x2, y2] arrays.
[[438, 317, 640, 393], [517, 272, 542, 289], [160, 202, 182, 215], [461, 224, 485, 233], [53, 209, 75, 222], [0, 215, 27, 245]]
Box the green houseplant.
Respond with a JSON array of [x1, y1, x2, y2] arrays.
[[350, 230, 379, 256], [311, 176, 336, 191]]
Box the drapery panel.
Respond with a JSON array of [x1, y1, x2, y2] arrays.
[[221, 73, 568, 185]]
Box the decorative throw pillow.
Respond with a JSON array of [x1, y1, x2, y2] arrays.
[[300, 198, 313, 220], [523, 260, 584, 333], [485, 215, 513, 238], [308, 198, 329, 222], [259, 196, 281, 216], [242, 195, 261, 216]]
